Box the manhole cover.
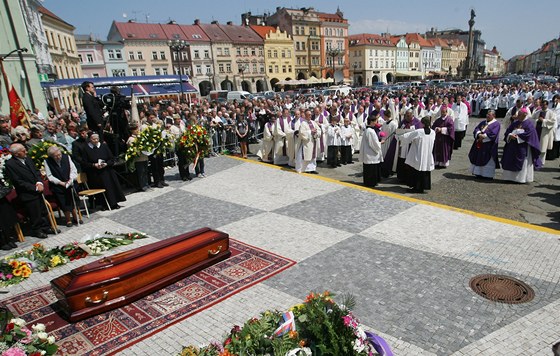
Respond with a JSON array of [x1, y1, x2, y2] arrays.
[[470, 274, 534, 304]]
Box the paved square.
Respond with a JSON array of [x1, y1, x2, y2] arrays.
[[264, 235, 560, 355]]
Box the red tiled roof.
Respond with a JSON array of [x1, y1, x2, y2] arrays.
[[114, 21, 167, 40], [405, 33, 431, 47], [197, 23, 230, 42], [430, 38, 450, 48], [348, 33, 394, 47], [217, 23, 263, 44], [178, 24, 211, 42], [249, 25, 277, 39], [38, 6, 74, 28]]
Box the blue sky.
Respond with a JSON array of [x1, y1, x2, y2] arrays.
[[44, 0, 560, 59]]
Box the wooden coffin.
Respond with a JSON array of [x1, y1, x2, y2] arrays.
[[50, 227, 230, 322]]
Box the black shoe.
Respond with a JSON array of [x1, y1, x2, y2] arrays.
[[111, 204, 122, 210], [8, 241, 17, 248], [161, 182, 169, 187], [43, 228, 60, 235], [66, 221, 73, 228], [31, 231, 48, 239], [156, 182, 164, 188], [1, 244, 12, 251], [73, 219, 84, 225]]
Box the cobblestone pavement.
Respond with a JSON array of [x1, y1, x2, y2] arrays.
[[249, 116, 560, 231], [1, 123, 559, 355]]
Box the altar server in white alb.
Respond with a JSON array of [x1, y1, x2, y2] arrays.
[[399, 116, 436, 193], [295, 109, 319, 174], [452, 94, 469, 150], [531, 99, 556, 164], [258, 115, 275, 163], [273, 109, 292, 165], [359, 115, 383, 188], [340, 117, 354, 165]]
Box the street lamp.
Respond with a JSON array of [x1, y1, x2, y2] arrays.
[[239, 64, 248, 91], [167, 39, 189, 103], [0, 47, 28, 60], [326, 48, 341, 83]]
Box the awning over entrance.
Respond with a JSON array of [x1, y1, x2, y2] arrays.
[[41, 75, 198, 97], [395, 71, 422, 77]]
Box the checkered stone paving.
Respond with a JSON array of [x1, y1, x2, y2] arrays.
[[2, 156, 559, 356], [264, 235, 560, 355]]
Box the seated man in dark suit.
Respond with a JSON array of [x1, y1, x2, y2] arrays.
[[5, 143, 56, 238]]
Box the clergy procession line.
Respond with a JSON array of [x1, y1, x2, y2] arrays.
[[1, 80, 559, 251], [255, 84, 558, 192]]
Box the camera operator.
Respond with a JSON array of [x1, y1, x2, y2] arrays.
[[108, 86, 131, 142], [81, 81, 105, 140]]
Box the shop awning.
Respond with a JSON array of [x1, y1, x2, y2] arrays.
[[395, 71, 423, 77]]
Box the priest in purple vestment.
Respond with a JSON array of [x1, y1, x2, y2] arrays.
[[500, 107, 542, 183], [468, 110, 501, 179], [431, 106, 455, 168]]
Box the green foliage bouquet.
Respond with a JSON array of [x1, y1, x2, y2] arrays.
[[28, 141, 69, 171], [176, 125, 210, 164]]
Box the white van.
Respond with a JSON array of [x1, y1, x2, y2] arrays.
[[227, 91, 252, 101], [327, 85, 352, 97]]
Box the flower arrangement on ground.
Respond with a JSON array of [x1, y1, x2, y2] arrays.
[[179, 291, 392, 356], [1, 231, 148, 286], [125, 126, 173, 171], [0, 260, 32, 287], [176, 125, 210, 164], [0, 316, 58, 355], [27, 141, 69, 172], [0, 146, 13, 188]]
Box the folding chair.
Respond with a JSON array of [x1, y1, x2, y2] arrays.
[[76, 172, 111, 218]]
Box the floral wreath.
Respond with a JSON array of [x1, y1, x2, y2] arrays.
[[125, 126, 173, 171], [176, 125, 210, 164]]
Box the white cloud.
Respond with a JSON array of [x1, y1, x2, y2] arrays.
[[349, 19, 431, 35]]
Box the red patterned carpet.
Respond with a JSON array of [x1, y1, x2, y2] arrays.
[[1, 240, 295, 355]]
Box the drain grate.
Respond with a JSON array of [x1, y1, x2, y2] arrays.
[[469, 274, 534, 304]]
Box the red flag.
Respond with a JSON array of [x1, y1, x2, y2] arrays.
[[0, 59, 30, 128]]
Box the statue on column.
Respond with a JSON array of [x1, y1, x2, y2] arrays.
[[470, 9, 476, 20]]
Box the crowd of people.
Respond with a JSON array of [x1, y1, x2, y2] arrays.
[[0, 79, 559, 250]]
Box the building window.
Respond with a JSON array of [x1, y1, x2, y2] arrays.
[[112, 69, 125, 76], [92, 73, 99, 78], [205, 65, 211, 74], [282, 65, 287, 73], [311, 41, 319, 51], [78, 54, 83, 63], [86, 54, 93, 63], [219, 63, 224, 73], [137, 51, 143, 60], [287, 50, 291, 58], [129, 51, 135, 60], [258, 48, 263, 56], [252, 63, 257, 72], [139, 68, 145, 75], [288, 65, 292, 72], [273, 50, 278, 58], [196, 65, 202, 74], [267, 50, 272, 58], [269, 65, 273, 73], [204, 50, 210, 58], [131, 68, 138, 76], [181, 51, 188, 60], [217, 48, 222, 56], [260, 65, 264, 73], [160, 51, 166, 60], [274, 65, 279, 73], [237, 48, 241, 56], [309, 27, 316, 36], [163, 68, 169, 75], [154, 68, 161, 75], [115, 49, 122, 59], [251, 48, 256, 56], [243, 48, 248, 56], [194, 50, 200, 59], [152, 51, 158, 60], [224, 48, 230, 56], [108, 49, 115, 59], [226, 63, 231, 72]]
